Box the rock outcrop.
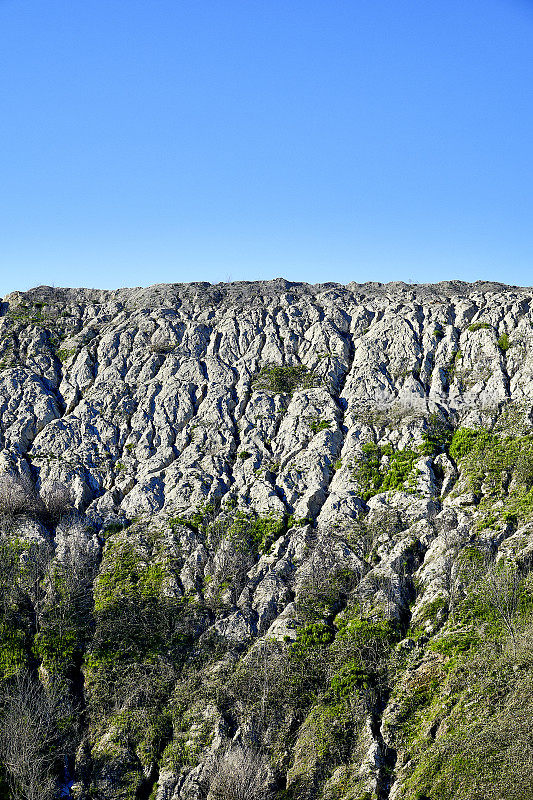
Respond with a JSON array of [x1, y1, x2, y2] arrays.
[[2, 278, 533, 800]]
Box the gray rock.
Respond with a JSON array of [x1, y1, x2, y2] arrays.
[[4, 280, 533, 800]]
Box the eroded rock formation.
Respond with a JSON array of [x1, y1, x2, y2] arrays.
[[1, 279, 533, 800]]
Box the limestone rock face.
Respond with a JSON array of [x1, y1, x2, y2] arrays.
[[0, 280, 530, 526], [3, 279, 533, 799]]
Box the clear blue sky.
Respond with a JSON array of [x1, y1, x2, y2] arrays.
[[2, 0, 533, 294]]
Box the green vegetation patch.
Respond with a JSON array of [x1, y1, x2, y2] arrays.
[[351, 415, 451, 501], [86, 538, 191, 701], [56, 347, 77, 362], [448, 427, 486, 461], [447, 427, 533, 528], [224, 511, 286, 555], [420, 413, 453, 456], [498, 332, 511, 352], [399, 614, 533, 800], [352, 442, 420, 501], [467, 321, 492, 332], [169, 502, 217, 532], [309, 419, 332, 434], [0, 623, 28, 679], [450, 427, 533, 504], [93, 540, 165, 615], [0, 539, 45, 680], [252, 363, 320, 394]]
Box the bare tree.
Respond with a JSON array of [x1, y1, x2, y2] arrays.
[[0, 672, 72, 800], [345, 518, 374, 561], [441, 554, 458, 619], [0, 473, 44, 521], [208, 745, 270, 800], [204, 518, 256, 609], [0, 537, 21, 622], [0, 534, 53, 640], [360, 571, 398, 619], [18, 539, 54, 634], [482, 562, 521, 656], [295, 538, 360, 623], [37, 521, 99, 678], [39, 481, 73, 523], [0, 474, 72, 526]]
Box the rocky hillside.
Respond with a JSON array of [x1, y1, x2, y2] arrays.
[[1, 279, 533, 800]]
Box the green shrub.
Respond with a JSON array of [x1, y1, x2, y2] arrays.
[[169, 502, 217, 532], [86, 540, 192, 695], [467, 322, 492, 332], [400, 617, 533, 800], [56, 347, 77, 362], [35, 624, 80, 674], [329, 661, 371, 698], [353, 442, 382, 500], [252, 363, 320, 394], [430, 629, 480, 656], [352, 442, 419, 500], [309, 419, 332, 434], [102, 521, 127, 537], [286, 514, 310, 528], [293, 622, 335, 650], [224, 511, 285, 555], [420, 413, 453, 456], [94, 543, 164, 615], [449, 427, 486, 461], [449, 430, 533, 522], [498, 332, 511, 352], [0, 623, 28, 679], [381, 448, 419, 491], [335, 616, 397, 652], [416, 596, 448, 626]]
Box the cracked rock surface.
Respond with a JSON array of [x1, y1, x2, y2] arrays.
[[1, 279, 530, 525], [2, 278, 533, 800]]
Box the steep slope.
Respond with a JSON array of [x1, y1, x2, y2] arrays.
[[1, 279, 533, 800]]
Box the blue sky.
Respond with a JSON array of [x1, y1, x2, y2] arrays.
[[2, 0, 533, 294]]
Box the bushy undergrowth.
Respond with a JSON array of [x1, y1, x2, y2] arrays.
[[396, 561, 533, 800], [448, 427, 533, 527], [352, 414, 452, 501], [352, 442, 420, 500], [252, 363, 320, 394]]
